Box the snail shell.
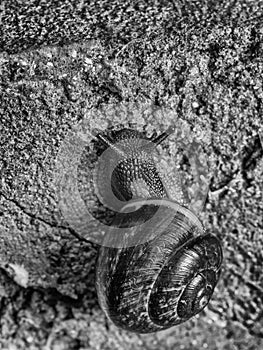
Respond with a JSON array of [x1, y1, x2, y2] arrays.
[[95, 128, 223, 333]]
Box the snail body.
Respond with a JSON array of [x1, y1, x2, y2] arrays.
[[94, 128, 223, 333], [93, 127, 186, 214]]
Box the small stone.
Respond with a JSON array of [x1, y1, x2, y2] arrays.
[[71, 50, 77, 58], [85, 58, 93, 65]]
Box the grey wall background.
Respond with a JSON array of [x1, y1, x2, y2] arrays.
[[0, 0, 263, 349]]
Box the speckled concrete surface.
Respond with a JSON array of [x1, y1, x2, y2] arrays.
[[0, 0, 263, 349]]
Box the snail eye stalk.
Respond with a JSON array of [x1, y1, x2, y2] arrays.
[[152, 125, 175, 145]]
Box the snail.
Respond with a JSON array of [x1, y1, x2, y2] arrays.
[[93, 126, 223, 333]]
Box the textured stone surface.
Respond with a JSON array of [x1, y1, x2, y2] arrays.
[[0, 0, 263, 349]]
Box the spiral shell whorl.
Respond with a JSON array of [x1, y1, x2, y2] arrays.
[[96, 200, 222, 333], [149, 234, 222, 328]]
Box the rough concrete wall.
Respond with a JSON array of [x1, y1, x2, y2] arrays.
[[0, 0, 263, 349]]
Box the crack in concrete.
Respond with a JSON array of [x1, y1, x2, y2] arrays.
[[0, 192, 93, 245]]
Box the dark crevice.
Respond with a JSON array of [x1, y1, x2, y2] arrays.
[[241, 135, 263, 187]]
